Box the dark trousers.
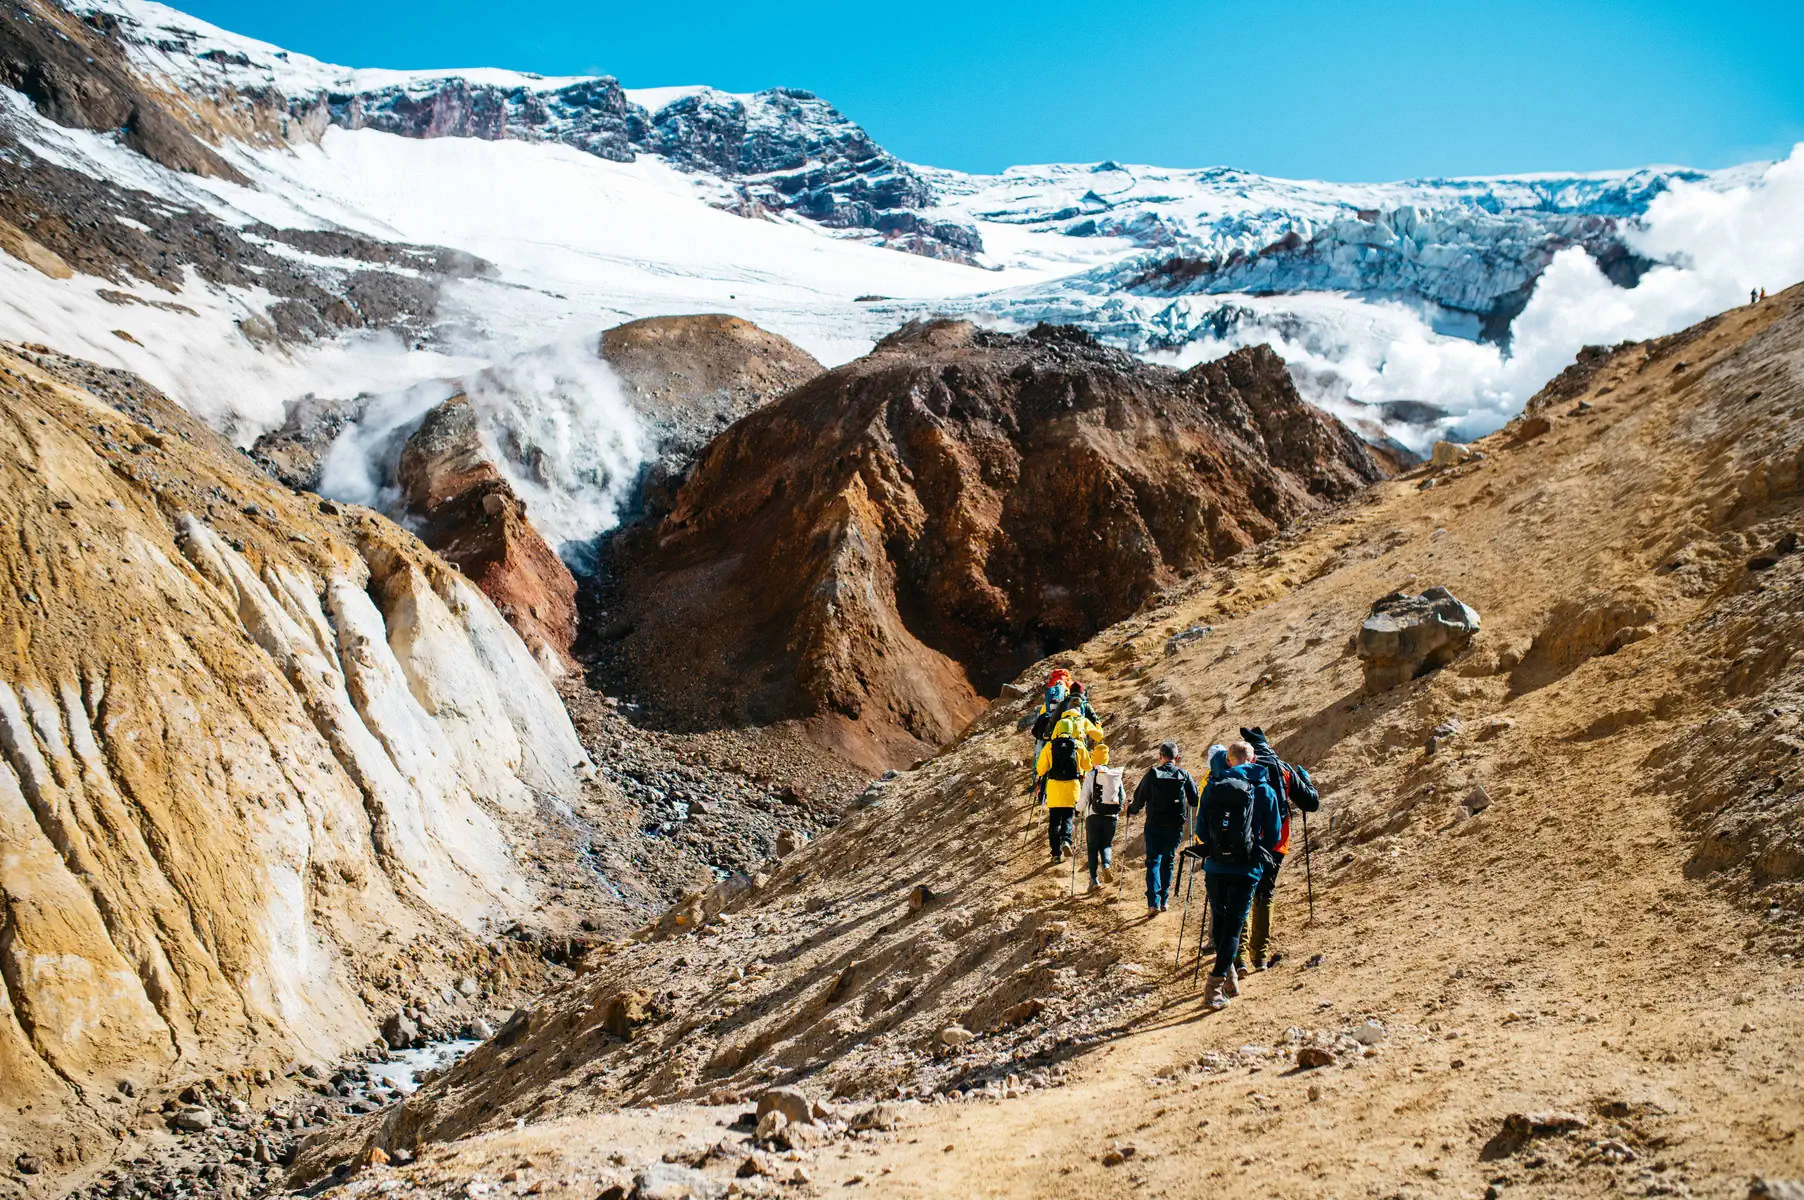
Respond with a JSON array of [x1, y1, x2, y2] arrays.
[[1085, 814, 1118, 882], [1145, 829, 1181, 906], [1047, 807, 1074, 857], [1240, 851, 1285, 966], [1206, 872, 1257, 977]]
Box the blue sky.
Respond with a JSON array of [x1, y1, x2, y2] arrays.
[[181, 0, 1803, 180]]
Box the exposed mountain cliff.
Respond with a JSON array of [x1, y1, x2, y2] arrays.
[[598, 322, 1379, 766], [0, 338, 595, 1172]]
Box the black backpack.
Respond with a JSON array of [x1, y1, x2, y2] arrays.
[[1030, 710, 1055, 742], [1047, 736, 1081, 781], [1203, 776, 1256, 866]]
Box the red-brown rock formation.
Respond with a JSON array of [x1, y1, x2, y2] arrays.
[[397, 396, 578, 674], [605, 321, 1382, 766]]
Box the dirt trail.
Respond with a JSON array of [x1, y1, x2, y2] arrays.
[[296, 289, 1804, 1199]]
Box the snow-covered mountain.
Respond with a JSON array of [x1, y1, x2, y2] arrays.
[[2, 0, 1800, 546]]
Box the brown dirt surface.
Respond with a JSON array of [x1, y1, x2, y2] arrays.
[[601, 314, 823, 457], [600, 320, 1380, 771], [295, 287, 1803, 1198]]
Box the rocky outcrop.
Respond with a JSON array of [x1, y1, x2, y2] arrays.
[[1356, 587, 1482, 692], [396, 396, 578, 673], [0, 342, 589, 1168], [0, 127, 489, 367], [603, 322, 1381, 765], [599, 314, 823, 511], [0, 0, 244, 180]]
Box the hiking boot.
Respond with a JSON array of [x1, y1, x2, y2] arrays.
[[1101, 866, 1115, 885], [1088, 878, 1100, 893], [1203, 975, 1230, 1010], [1146, 905, 1161, 918], [1222, 969, 1240, 999]]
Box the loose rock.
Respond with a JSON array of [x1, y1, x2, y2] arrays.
[[1357, 587, 1482, 693], [755, 1086, 815, 1127]]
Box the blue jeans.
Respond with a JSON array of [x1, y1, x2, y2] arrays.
[[1145, 830, 1181, 907]]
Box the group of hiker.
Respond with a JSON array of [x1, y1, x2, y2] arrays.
[[1028, 669, 1320, 1010]]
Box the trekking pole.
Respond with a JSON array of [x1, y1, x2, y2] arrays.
[[1022, 756, 1036, 847], [1187, 862, 1203, 984], [1302, 812, 1317, 921], [1174, 851, 1190, 969]]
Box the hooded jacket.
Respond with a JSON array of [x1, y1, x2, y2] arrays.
[[1244, 729, 1321, 855], [1199, 747, 1283, 879], [1036, 711, 1107, 809]]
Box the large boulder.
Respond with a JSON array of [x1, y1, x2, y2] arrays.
[[1357, 587, 1481, 693]]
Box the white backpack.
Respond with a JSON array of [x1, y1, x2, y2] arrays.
[[1082, 766, 1125, 816]]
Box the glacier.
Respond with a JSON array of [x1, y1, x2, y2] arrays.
[[0, 0, 1800, 545]]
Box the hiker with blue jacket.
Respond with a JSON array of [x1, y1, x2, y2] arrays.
[[1236, 726, 1321, 972], [1197, 741, 1283, 1010], [1127, 741, 1199, 916]]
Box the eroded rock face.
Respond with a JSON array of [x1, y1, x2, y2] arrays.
[[0, 0, 243, 180], [396, 395, 579, 674], [605, 322, 1381, 764], [1357, 587, 1482, 692], [0, 341, 588, 1162]]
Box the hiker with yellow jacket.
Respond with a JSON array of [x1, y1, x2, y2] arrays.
[[1035, 701, 1107, 863]]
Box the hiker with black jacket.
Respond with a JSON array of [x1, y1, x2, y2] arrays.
[[1127, 741, 1199, 916], [1197, 741, 1283, 1010], [1237, 726, 1321, 971]]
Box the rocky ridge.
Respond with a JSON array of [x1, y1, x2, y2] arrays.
[[64, 0, 983, 262], [598, 321, 1380, 767], [600, 314, 823, 517], [396, 395, 579, 673]]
